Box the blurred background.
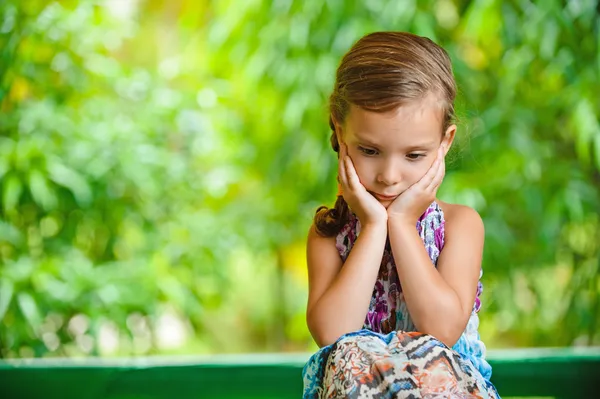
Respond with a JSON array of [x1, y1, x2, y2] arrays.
[[0, 0, 598, 359]]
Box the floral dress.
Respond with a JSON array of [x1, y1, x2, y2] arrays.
[[303, 202, 500, 398]]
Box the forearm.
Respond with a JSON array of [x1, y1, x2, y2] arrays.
[[307, 223, 387, 347], [388, 219, 464, 346]]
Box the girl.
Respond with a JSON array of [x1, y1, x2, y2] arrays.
[[302, 32, 500, 398]]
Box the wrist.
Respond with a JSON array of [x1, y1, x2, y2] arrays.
[[358, 211, 388, 230], [361, 219, 388, 233], [387, 213, 418, 229]]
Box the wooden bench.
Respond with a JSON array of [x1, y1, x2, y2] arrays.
[[1, 347, 598, 398]]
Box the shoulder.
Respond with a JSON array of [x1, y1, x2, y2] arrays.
[[306, 222, 341, 259], [307, 222, 337, 243], [436, 200, 484, 237], [310, 211, 357, 256]]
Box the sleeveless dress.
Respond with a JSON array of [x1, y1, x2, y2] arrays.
[[303, 202, 500, 398]]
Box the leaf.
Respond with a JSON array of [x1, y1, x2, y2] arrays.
[[573, 99, 598, 166], [2, 173, 22, 213], [0, 220, 23, 245], [0, 155, 9, 180], [17, 292, 41, 332], [47, 162, 92, 206], [594, 133, 600, 173], [28, 169, 58, 211], [0, 279, 14, 321]]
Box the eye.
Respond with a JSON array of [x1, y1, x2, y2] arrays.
[[358, 146, 378, 156], [406, 153, 424, 160]]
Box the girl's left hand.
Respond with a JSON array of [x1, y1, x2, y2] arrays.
[[387, 145, 446, 224]]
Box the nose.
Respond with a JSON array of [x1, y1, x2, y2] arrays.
[[377, 159, 402, 187]]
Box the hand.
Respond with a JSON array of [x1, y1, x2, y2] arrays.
[[387, 145, 446, 225], [338, 142, 388, 227]]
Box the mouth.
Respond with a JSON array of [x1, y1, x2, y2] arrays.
[[373, 193, 398, 201]]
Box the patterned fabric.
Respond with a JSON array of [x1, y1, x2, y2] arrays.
[[303, 202, 500, 398]]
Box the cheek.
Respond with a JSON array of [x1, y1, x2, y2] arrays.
[[347, 153, 372, 181], [405, 161, 432, 183]]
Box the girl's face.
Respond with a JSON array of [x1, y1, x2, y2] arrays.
[[338, 95, 455, 208]]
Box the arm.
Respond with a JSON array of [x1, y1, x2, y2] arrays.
[[306, 222, 387, 347], [387, 204, 483, 347]]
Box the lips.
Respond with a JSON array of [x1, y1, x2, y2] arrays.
[[374, 193, 398, 201]]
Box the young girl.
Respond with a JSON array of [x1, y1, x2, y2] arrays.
[[302, 32, 501, 398]]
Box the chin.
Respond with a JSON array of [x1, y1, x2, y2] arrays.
[[379, 200, 393, 209]]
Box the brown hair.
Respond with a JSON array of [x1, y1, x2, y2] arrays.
[[314, 31, 457, 237]]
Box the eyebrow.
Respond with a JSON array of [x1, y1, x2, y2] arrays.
[[403, 143, 436, 151], [354, 134, 381, 148], [354, 134, 436, 151]]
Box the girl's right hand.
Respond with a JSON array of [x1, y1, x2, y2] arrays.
[[338, 142, 388, 228]]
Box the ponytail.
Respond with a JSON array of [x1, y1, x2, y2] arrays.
[[313, 195, 351, 237]]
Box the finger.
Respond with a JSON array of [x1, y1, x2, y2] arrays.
[[339, 153, 348, 190], [431, 146, 446, 189], [338, 140, 347, 178], [417, 148, 443, 189], [427, 154, 445, 191], [344, 155, 361, 191]]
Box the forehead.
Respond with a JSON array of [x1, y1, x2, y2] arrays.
[[344, 96, 444, 145]]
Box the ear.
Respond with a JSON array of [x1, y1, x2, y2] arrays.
[[332, 118, 345, 146], [441, 124, 456, 156]]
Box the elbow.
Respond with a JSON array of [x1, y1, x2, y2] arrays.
[[313, 332, 338, 348], [423, 328, 461, 348], [438, 333, 461, 348], [421, 298, 468, 347], [306, 311, 346, 348], [419, 321, 464, 348], [307, 317, 337, 348]]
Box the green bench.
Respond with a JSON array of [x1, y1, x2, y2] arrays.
[[1, 347, 598, 398]]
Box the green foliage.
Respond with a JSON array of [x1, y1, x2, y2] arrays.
[[0, 0, 599, 358]]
